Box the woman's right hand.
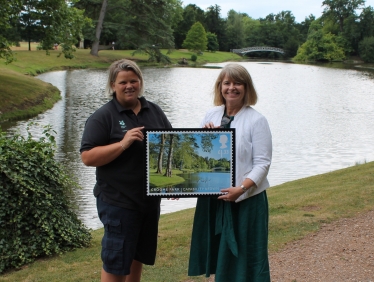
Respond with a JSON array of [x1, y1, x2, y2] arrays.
[[81, 126, 145, 167], [120, 126, 144, 150]]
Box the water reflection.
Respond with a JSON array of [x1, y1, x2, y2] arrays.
[[174, 172, 231, 191], [5, 62, 374, 230]]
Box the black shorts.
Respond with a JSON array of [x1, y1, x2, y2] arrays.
[[97, 195, 160, 276]]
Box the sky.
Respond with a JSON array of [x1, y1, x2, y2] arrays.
[[184, 0, 374, 23], [195, 133, 233, 160]]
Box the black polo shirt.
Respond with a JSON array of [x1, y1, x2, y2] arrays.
[[80, 95, 172, 211]]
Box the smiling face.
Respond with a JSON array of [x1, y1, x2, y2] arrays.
[[111, 70, 141, 107], [221, 75, 245, 107]]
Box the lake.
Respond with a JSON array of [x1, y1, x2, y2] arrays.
[[5, 61, 374, 230]]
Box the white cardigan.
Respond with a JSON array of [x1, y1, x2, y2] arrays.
[[200, 105, 272, 203]]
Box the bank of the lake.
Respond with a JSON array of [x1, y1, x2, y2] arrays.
[[0, 48, 241, 125]]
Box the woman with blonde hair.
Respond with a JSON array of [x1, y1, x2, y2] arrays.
[[188, 63, 272, 282]]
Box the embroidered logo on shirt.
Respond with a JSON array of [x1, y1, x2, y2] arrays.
[[119, 120, 127, 132]]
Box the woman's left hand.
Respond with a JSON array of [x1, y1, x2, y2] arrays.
[[217, 187, 243, 202]]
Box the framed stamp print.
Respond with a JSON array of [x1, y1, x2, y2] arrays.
[[144, 128, 235, 197]]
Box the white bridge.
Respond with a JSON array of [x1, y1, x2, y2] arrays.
[[231, 46, 285, 55]]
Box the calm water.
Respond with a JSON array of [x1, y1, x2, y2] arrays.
[[5, 62, 374, 230], [174, 172, 231, 191]]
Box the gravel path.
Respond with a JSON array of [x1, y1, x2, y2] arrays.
[[269, 210, 374, 282]]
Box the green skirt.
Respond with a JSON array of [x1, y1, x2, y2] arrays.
[[188, 191, 270, 282]]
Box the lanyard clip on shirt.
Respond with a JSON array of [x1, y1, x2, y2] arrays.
[[220, 112, 234, 128]]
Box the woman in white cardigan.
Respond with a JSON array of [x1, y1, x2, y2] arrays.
[[188, 63, 272, 282]]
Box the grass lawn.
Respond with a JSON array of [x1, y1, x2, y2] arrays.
[[0, 161, 373, 281], [0, 44, 241, 126], [2, 43, 373, 281]]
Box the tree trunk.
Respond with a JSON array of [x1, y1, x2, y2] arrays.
[[339, 17, 344, 32], [90, 0, 108, 56], [156, 134, 165, 174], [164, 134, 174, 177]]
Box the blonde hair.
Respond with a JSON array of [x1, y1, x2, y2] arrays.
[[105, 59, 144, 97], [213, 63, 257, 106]]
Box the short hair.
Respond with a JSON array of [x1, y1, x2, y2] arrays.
[[213, 63, 257, 106], [105, 59, 144, 97]]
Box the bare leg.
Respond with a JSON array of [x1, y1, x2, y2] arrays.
[[126, 260, 143, 282], [100, 260, 143, 282], [101, 268, 126, 282]]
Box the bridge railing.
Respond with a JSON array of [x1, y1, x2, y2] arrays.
[[231, 46, 285, 55]]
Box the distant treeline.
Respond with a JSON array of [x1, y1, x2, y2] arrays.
[[1, 0, 374, 63]]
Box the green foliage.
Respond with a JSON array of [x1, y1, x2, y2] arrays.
[[0, 38, 15, 64], [205, 5, 226, 51], [34, 1, 91, 59], [0, 0, 90, 63], [206, 32, 219, 52], [173, 4, 205, 49], [226, 10, 245, 51], [317, 1, 374, 57], [294, 21, 345, 62], [239, 11, 302, 57], [359, 36, 374, 63], [0, 124, 92, 273], [182, 21, 208, 53], [190, 54, 197, 61], [132, 44, 172, 64], [322, 0, 365, 32], [118, 0, 176, 49], [0, 0, 22, 63], [359, 6, 374, 39], [79, 0, 177, 54]]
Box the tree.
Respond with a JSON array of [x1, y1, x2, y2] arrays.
[[200, 134, 217, 152], [182, 21, 207, 53], [133, 44, 172, 64], [341, 14, 361, 54], [274, 11, 302, 57], [1, 0, 89, 62], [0, 0, 23, 63], [156, 134, 166, 174], [164, 134, 174, 177], [173, 4, 205, 49], [18, 0, 42, 51], [241, 11, 301, 58], [358, 6, 374, 38], [294, 20, 345, 61], [86, 0, 177, 56], [322, 0, 365, 32], [225, 10, 245, 50], [206, 32, 219, 52], [297, 14, 316, 42], [90, 0, 108, 56], [205, 5, 226, 51], [242, 16, 261, 47], [359, 36, 374, 62], [119, 0, 175, 49]]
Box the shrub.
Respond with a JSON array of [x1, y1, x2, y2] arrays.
[[0, 124, 91, 273], [190, 54, 197, 62]]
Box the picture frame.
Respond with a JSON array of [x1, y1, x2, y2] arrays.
[[144, 128, 235, 197]]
